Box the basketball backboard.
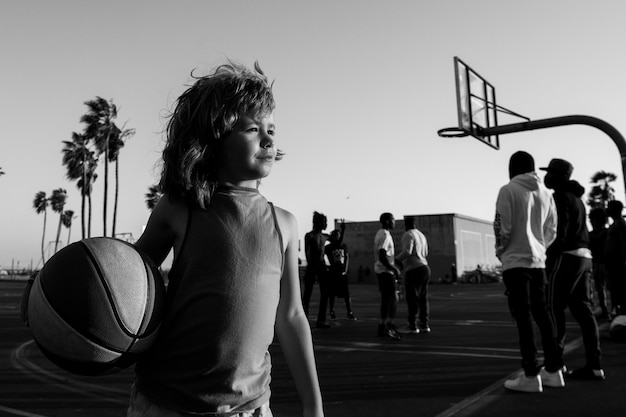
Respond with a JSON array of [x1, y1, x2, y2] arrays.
[[454, 57, 499, 149]]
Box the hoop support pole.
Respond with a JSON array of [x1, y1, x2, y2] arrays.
[[480, 114, 626, 197]]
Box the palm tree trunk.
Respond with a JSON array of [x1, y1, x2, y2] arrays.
[[81, 157, 86, 239], [81, 191, 86, 239], [103, 137, 109, 237], [67, 225, 72, 246], [41, 211, 47, 265], [112, 158, 119, 238], [88, 192, 92, 238], [54, 216, 63, 253]]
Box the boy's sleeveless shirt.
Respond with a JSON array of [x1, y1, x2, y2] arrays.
[[136, 186, 284, 414]]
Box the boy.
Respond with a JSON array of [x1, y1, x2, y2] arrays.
[[128, 62, 324, 417]]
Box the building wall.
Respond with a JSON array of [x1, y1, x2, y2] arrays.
[[453, 214, 500, 276], [335, 213, 500, 284]]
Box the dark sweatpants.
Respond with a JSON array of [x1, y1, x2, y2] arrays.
[[404, 265, 430, 328], [377, 272, 397, 321], [547, 253, 601, 369], [302, 263, 329, 323], [503, 268, 563, 376]]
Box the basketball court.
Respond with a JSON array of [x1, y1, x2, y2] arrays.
[[2, 279, 624, 417], [3, 57, 626, 416]]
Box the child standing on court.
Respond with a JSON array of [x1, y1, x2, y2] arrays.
[[128, 62, 324, 417]]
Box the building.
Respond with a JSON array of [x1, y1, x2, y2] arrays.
[[336, 213, 500, 284]]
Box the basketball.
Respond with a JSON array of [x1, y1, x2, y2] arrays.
[[27, 237, 166, 376]]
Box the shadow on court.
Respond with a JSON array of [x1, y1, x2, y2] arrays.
[[1, 280, 624, 417]]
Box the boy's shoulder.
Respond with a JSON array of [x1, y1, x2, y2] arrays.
[[271, 204, 297, 238], [152, 194, 189, 230], [271, 204, 294, 221], [154, 194, 189, 216]]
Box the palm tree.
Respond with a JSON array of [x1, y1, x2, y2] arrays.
[[81, 96, 119, 237], [145, 184, 163, 211], [61, 210, 75, 245], [33, 191, 49, 265], [109, 123, 135, 237], [587, 171, 617, 209], [50, 188, 68, 253], [62, 132, 97, 239]]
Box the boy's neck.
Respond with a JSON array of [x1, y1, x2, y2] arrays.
[[218, 180, 259, 189]]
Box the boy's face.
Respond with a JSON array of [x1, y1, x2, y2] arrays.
[[218, 112, 276, 187]]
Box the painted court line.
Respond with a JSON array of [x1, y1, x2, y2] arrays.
[[434, 322, 608, 417], [316, 342, 520, 360], [11, 340, 128, 402], [0, 404, 48, 417]]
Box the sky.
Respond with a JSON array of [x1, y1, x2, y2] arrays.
[[2, 0, 626, 270]]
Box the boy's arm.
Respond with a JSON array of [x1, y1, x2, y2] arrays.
[[274, 208, 324, 417], [134, 195, 183, 267]]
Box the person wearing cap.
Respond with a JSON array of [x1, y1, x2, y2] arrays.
[[605, 200, 626, 317], [542, 158, 605, 381], [494, 151, 563, 393]]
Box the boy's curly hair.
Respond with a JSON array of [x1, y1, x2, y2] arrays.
[[159, 61, 282, 208]]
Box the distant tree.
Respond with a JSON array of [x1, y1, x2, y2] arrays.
[[587, 171, 617, 209], [81, 97, 119, 237], [109, 123, 135, 237], [145, 184, 163, 211], [61, 209, 75, 245], [33, 191, 49, 265], [50, 188, 68, 253], [0, 167, 5, 177], [62, 132, 97, 239]]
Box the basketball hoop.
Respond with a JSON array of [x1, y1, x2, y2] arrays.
[[437, 127, 470, 138]]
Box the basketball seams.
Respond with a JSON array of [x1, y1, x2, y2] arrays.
[[79, 239, 143, 341], [29, 237, 165, 375], [138, 259, 155, 336]]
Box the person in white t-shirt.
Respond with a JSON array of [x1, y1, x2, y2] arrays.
[[396, 216, 431, 334], [374, 212, 401, 340]]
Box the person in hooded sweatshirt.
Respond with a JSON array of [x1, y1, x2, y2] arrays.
[[542, 158, 605, 381], [494, 151, 564, 393]]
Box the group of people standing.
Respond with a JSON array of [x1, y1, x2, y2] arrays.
[[302, 212, 355, 328], [494, 151, 623, 393], [373, 213, 431, 340], [301, 210, 433, 340]]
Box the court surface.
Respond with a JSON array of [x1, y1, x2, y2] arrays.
[[1, 279, 623, 417]]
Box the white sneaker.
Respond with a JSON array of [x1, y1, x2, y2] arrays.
[[504, 374, 543, 393], [540, 368, 565, 388]]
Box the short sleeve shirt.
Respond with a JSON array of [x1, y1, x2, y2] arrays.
[[374, 228, 395, 274]]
